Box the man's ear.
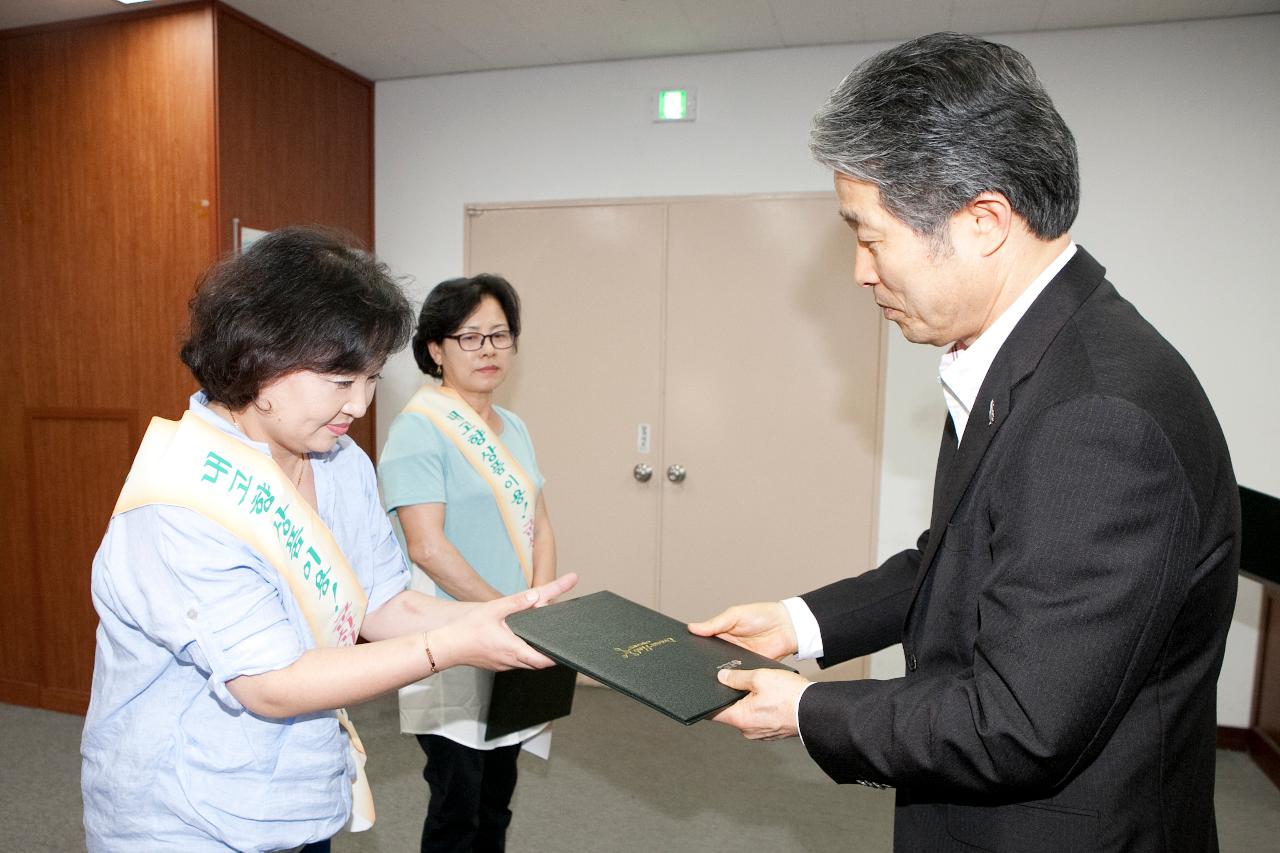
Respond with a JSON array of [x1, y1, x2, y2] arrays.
[[964, 191, 1014, 257]]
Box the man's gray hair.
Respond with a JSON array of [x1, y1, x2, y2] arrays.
[[810, 32, 1079, 242]]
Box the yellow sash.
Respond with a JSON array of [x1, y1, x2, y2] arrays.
[[401, 384, 538, 585], [112, 410, 376, 831]]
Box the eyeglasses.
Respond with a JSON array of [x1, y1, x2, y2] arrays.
[[444, 330, 515, 351]]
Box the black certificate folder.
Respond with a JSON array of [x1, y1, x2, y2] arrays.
[[505, 590, 797, 725], [485, 664, 578, 741]]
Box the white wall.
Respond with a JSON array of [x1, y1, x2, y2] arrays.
[[376, 15, 1280, 727]]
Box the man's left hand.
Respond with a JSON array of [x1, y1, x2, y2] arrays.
[[712, 668, 812, 740]]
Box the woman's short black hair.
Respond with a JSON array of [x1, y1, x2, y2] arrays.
[[180, 226, 414, 407], [411, 274, 521, 378]]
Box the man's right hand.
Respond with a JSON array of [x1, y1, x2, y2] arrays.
[[688, 602, 798, 661]]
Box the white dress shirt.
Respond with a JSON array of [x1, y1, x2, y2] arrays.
[[938, 243, 1077, 443]]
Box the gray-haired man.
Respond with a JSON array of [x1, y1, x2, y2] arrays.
[[691, 32, 1238, 852]]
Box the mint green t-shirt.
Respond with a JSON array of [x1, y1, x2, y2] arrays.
[[378, 405, 544, 599]]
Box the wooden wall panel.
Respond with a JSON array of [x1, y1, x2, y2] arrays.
[[0, 6, 216, 709], [0, 25, 41, 697], [214, 7, 377, 457], [1254, 588, 1280, 787], [3, 8, 216, 414], [26, 412, 137, 714]]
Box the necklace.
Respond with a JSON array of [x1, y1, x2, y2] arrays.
[[229, 407, 307, 487]]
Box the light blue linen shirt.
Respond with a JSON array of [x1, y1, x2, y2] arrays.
[[81, 392, 410, 852]]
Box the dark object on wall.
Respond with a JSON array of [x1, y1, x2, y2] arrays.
[[1240, 486, 1280, 588]]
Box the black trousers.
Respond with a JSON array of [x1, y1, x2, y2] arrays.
[[418, 734, 521, 853]]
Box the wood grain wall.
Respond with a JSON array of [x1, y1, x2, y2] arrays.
[[0, 6, 217, 713], [215, 6, 378, 457], [0, 1, 375, 714]]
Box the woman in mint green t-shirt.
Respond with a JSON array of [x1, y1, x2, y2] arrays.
[[379, 274, 558, 852]]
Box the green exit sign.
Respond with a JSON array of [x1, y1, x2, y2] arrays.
[[655, 88, 697, 122]]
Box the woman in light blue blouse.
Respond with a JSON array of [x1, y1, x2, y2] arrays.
[[379, 274, 557, 853], [80, 230, 575, 853]]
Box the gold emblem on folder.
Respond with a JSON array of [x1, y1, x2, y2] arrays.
[[615, 637, 677, 659]]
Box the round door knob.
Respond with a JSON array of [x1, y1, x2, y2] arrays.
[[633, 463, 653, 482], [666, 464, 687, 483]]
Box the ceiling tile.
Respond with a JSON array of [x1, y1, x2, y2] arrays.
[[4, 0, 1277, 80]]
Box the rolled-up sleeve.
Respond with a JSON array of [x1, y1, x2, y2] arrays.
[[149, 507, 304, 710]]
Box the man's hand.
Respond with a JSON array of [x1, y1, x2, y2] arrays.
[[688, 602, 798, 661], [712, 668, 811, 740]]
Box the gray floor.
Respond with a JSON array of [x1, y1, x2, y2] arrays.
[[4, 688, 1279, 852]]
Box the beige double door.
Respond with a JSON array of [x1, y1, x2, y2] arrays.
[[467, 194, 883, 680]]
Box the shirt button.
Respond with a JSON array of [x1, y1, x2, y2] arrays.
[[186, 608, 198, 620], [906, 652, 918, 672]]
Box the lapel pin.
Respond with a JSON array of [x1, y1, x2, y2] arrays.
[[988, 399, 996, 426]]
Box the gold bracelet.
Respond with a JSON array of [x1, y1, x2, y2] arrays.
[[424, 632, 438, 674]]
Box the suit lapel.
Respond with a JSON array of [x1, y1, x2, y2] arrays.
[[916, 358, 1012, 581], [929, 415, 958, 529], [907, 247, 1110, 609]]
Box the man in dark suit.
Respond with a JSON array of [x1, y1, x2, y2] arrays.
[[690, 32, 1239, 851]]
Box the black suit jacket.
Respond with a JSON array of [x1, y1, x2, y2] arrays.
[[798, 248, 1239, 852]]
